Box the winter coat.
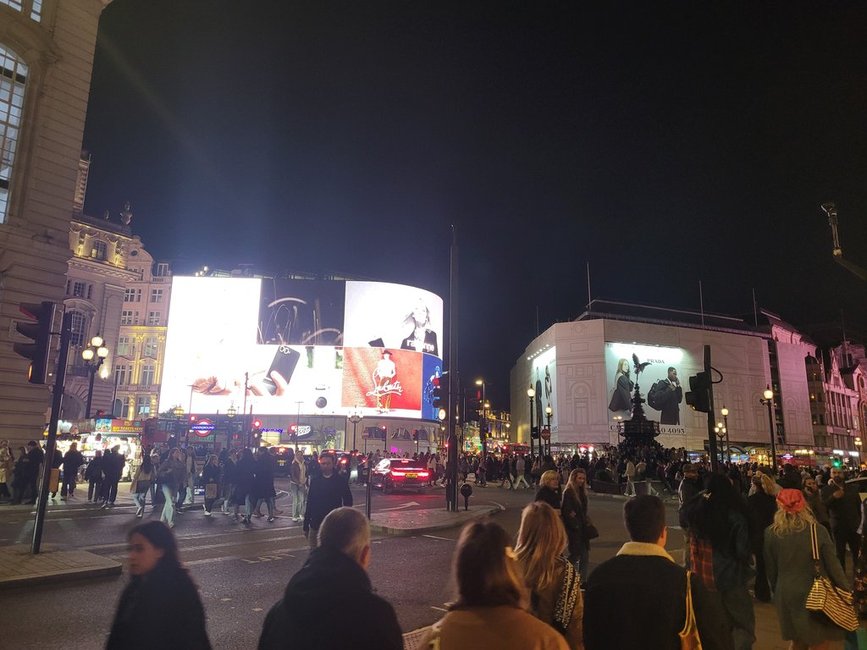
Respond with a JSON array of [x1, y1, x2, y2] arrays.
[[258, 547, 401, 650], [106, 560, 210, 650], [62, 450, 84, 478], [561, 485, 589, 558], [232, 455, 256, 501], [201, 463, 220, 486], [252, 455, 276, 500], [534, 486, 560, 510], [157, 458, 186, 493], [764, 524, 849, 645], [303, 473, 352, 531], [822, 479, 862, 532], [85, 456, 103, 482], [418, 605, 568, 650], [525, 557, 584, 649], [584, 543, 733, 650]]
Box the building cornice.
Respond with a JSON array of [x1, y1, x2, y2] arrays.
[[68, 256, 139, 282]]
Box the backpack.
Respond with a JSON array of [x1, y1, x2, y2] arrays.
[[647, 381, 664, 410]]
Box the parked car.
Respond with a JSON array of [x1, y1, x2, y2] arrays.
[[371, 457, 429, 494]]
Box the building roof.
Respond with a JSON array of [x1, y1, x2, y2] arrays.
[[575, 298, 769, 338]]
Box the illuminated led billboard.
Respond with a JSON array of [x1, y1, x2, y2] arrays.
[[604, 342, 703, 440], [159, 277, 443, 419], [528, 347, 557, 433]]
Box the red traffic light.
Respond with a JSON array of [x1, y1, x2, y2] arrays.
[[252, 419, 262, 429]]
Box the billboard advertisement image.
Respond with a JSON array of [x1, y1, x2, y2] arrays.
[[159, 277, 443, 420], [530, 347, 557, 433], [604, 342, 702, 441]]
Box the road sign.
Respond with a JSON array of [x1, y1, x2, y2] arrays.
[[541, 426, 551, 441]]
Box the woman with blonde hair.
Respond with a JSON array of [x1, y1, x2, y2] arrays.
[[764, 488, 849, 650], [535, 470, 561, 510], [561, 468, 592, 582], [515, 502, 584, 649], [419, 519, 567, 650]]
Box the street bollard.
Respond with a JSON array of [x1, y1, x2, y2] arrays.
[[460, 482, 473, 511]]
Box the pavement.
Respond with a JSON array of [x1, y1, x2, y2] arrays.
[[0, 492, 502, 589]]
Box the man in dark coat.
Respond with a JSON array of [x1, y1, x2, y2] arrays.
[[303, 453, 352, 548], [822, 466, 862, 571], [584, 495, 732, 650], [100, 445, 125, 507], [259, 507, 401, 650], [24, 441, 44, 504], [649, 367, 683, 425], [60, 442, 85, 499]]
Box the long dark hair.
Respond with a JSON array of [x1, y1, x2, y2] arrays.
[[128, 521, 181, 570], [688, 473, 753, 544]]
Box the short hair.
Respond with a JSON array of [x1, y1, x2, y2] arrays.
[[623, 495, 666, 543], [318, 507, 370, 561], [668, 366, 676, 373], [452, 519, 526, 609]]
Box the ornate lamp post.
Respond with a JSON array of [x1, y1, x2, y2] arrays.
[[527, 386, 536, 459], [855, 436, 862, 468], [720, 406, 731, 463], [714, 421, 727, 465], [81, 334, 109, 418], [760, 386, 777, 474], [349, 408, 362, 452], [545, 405, 553, 457]]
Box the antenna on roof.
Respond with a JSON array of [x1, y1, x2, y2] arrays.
[[586, 262, 592, 311], [699, 280, 705, 327]]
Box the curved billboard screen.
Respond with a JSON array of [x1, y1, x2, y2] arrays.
[[159, 277, 444, 419]]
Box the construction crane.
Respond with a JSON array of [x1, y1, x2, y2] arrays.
[[821, 202, 867, 282]]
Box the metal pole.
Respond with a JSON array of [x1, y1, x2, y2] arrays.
[[704, 345, 719, 474], [766, 399, 777, 475], [33, 311, 71, 554], [529, 395, 535, 461], [723, 412, 731, 464], [446, 226, 459, 512], [85, 365, 95, 419], [366, 458, 372, 519]]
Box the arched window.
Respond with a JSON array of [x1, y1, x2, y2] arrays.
[[0, 44, 27, 223], [69, 311, 86, 347]]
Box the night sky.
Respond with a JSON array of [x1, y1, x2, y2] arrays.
[[82, 1, 867, 406]]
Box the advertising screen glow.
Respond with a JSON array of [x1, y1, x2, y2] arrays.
[[159, 277, 444, 419]]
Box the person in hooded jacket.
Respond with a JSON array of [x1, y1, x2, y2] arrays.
[[258, 507, 401, 650]]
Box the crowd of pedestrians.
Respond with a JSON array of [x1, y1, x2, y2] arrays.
[[8, 433, 867, 649]]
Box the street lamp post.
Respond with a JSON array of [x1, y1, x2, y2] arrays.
[[349, 408, 362, 452], [855, 437, 863, 468], [81, 334, 109, 418], [527, 386, 536, 460], [227, 404, 236, 450], [720, 407, 731, 464], [545, 405, 553, 457], [760, 386, 777, 475], [714, 421, 727, 465], [475, 379, 487, 462]]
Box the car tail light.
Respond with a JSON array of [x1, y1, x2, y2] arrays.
[[391, 470, 406, 477], [418, 471, 429, 478]]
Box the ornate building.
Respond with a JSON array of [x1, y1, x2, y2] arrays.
[[114, 246, 171, 420], [63, 156, 171, 423], [0, 0, 111, 443]]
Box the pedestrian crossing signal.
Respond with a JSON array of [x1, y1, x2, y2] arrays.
[[431, 377, 443, 410]]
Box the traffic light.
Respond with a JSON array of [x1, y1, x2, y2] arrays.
[[13, 301, 56, 384], [685, 372, 711, 413], [431, 377, 443, 410], [252, 419, 262, 429], [412, 430, 419, 442]]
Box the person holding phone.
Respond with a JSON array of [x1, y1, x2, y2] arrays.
[[821, 467, 862, 571]]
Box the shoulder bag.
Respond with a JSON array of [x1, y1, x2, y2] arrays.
[[805, 523, 860, 631], [678, 571, 702, 649]]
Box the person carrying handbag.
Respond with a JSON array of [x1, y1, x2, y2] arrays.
[[765, 488, 852, 650], [561, 468, 594, 583]]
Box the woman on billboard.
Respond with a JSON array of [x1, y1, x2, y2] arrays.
[[608, 358, 633, 413], [399, 299, 439, 356]]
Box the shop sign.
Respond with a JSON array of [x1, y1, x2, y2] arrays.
[[191, 419, 215, 438], [96, 418, 144, 434]]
